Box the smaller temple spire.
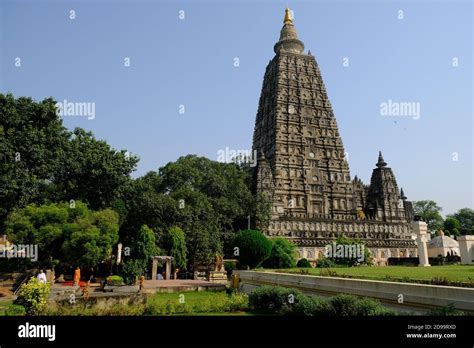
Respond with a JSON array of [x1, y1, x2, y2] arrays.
[[376, 151, 387, 168], [400, 188, 407, 200], [274, 7, 305, 54]]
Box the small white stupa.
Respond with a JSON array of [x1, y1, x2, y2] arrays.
[[427, 230, 460, 258]]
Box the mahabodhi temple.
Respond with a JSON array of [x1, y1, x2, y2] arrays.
[[252, 8, 417, 264]]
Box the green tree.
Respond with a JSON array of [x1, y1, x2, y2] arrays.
[[413, 200, 444, 234], [263, 238, 297, 269], [233, 229, 272, 269], [158, 155, 255, 248], [5, 201, 119, 267], [451, 208, 474, 235], [0, 94, 69, 224], [443, 217, 461, 236], [119, 172, 178, 243], [162, 226, 187, 273], [51, 128, 138, 210], [62, 208, 120, 267], [174, 189, 222, 266], [131, 224, 159, 261], [121, 225, 159, 284], [0, 93, 138, 227], [120, 155, 262, 266]]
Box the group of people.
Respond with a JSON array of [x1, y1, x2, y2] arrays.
[[36, 266, 82, 284]]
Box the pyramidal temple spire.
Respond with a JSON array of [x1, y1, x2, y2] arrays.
[[274, 7, 305, 54]]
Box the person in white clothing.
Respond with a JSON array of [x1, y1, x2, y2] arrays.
[[37, 270, 47, 283]]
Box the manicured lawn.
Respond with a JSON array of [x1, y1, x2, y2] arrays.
[[146, 290, 250, 315], [266, 265, 474, 283]]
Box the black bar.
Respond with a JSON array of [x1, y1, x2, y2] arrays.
[[0, 316, 472, 347]]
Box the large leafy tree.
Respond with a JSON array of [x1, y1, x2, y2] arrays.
[[0, 94, 69, 224], [158, 155, 254, 242], [119, 172, 178, 243], [51, 128, 138, 210], [443, 217, 461, 236], [413, 200, 444, 234], [5, 201, 119, 267], [450, 208, 474, 235], [0, 93, 138, 227], [120, 155, 268, 266], [172, 189, 222, 266]]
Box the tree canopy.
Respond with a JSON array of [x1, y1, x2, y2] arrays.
[[413, 200, 443, 234], [119, 155, 270, 266], [449, 208, 474, 235], [162, 226, 187, 270], [5, 201, 119, 267], [0, 93, 138, 227]]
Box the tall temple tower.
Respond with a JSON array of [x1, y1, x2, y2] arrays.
[[252, 8, 416, 263]]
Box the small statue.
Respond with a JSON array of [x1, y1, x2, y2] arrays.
[[82, 281, 90, 304]]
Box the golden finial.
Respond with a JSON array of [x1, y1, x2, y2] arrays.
[[284, 7, 293, 24]]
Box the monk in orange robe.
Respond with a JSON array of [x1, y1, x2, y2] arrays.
[[73, 267, 81, 286]]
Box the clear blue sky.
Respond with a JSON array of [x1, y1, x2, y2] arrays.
[[1, 0, 472, 215]]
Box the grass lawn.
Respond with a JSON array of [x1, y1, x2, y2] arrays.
[[266, 265, 474, 283], [146, 290, 251, 315]]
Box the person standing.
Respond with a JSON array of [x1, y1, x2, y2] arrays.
[[73, 266, 81, 286], [37, 269, 47, 284]]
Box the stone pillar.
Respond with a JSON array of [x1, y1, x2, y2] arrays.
[[458, 235, 474, 265], [413, 221, 430, 267], [165, 258, 171, 280], [152, 257, 158, 280], [116, 243, 123, 265]]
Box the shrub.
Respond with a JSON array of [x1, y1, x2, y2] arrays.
[[327, 294, 395, 316], [323, 236, 373, 266], [428, 304, 465, 316], [233, 230, 272, 269], [5, 304, 26, 316], [263, 238, 297, 269], [249, 286, 396, 316], [296, 258, 312, 268], [224, 261, 236, 274], [107, 275, 124, 286], [291, 295, 330, 316], [121, 259, 146, 285], [248, 286, 304, 314], [316, 257, 336, 268], [14, 277, 50, 315]]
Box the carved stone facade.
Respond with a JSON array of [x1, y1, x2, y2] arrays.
[[252, 9, 416, 263]]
